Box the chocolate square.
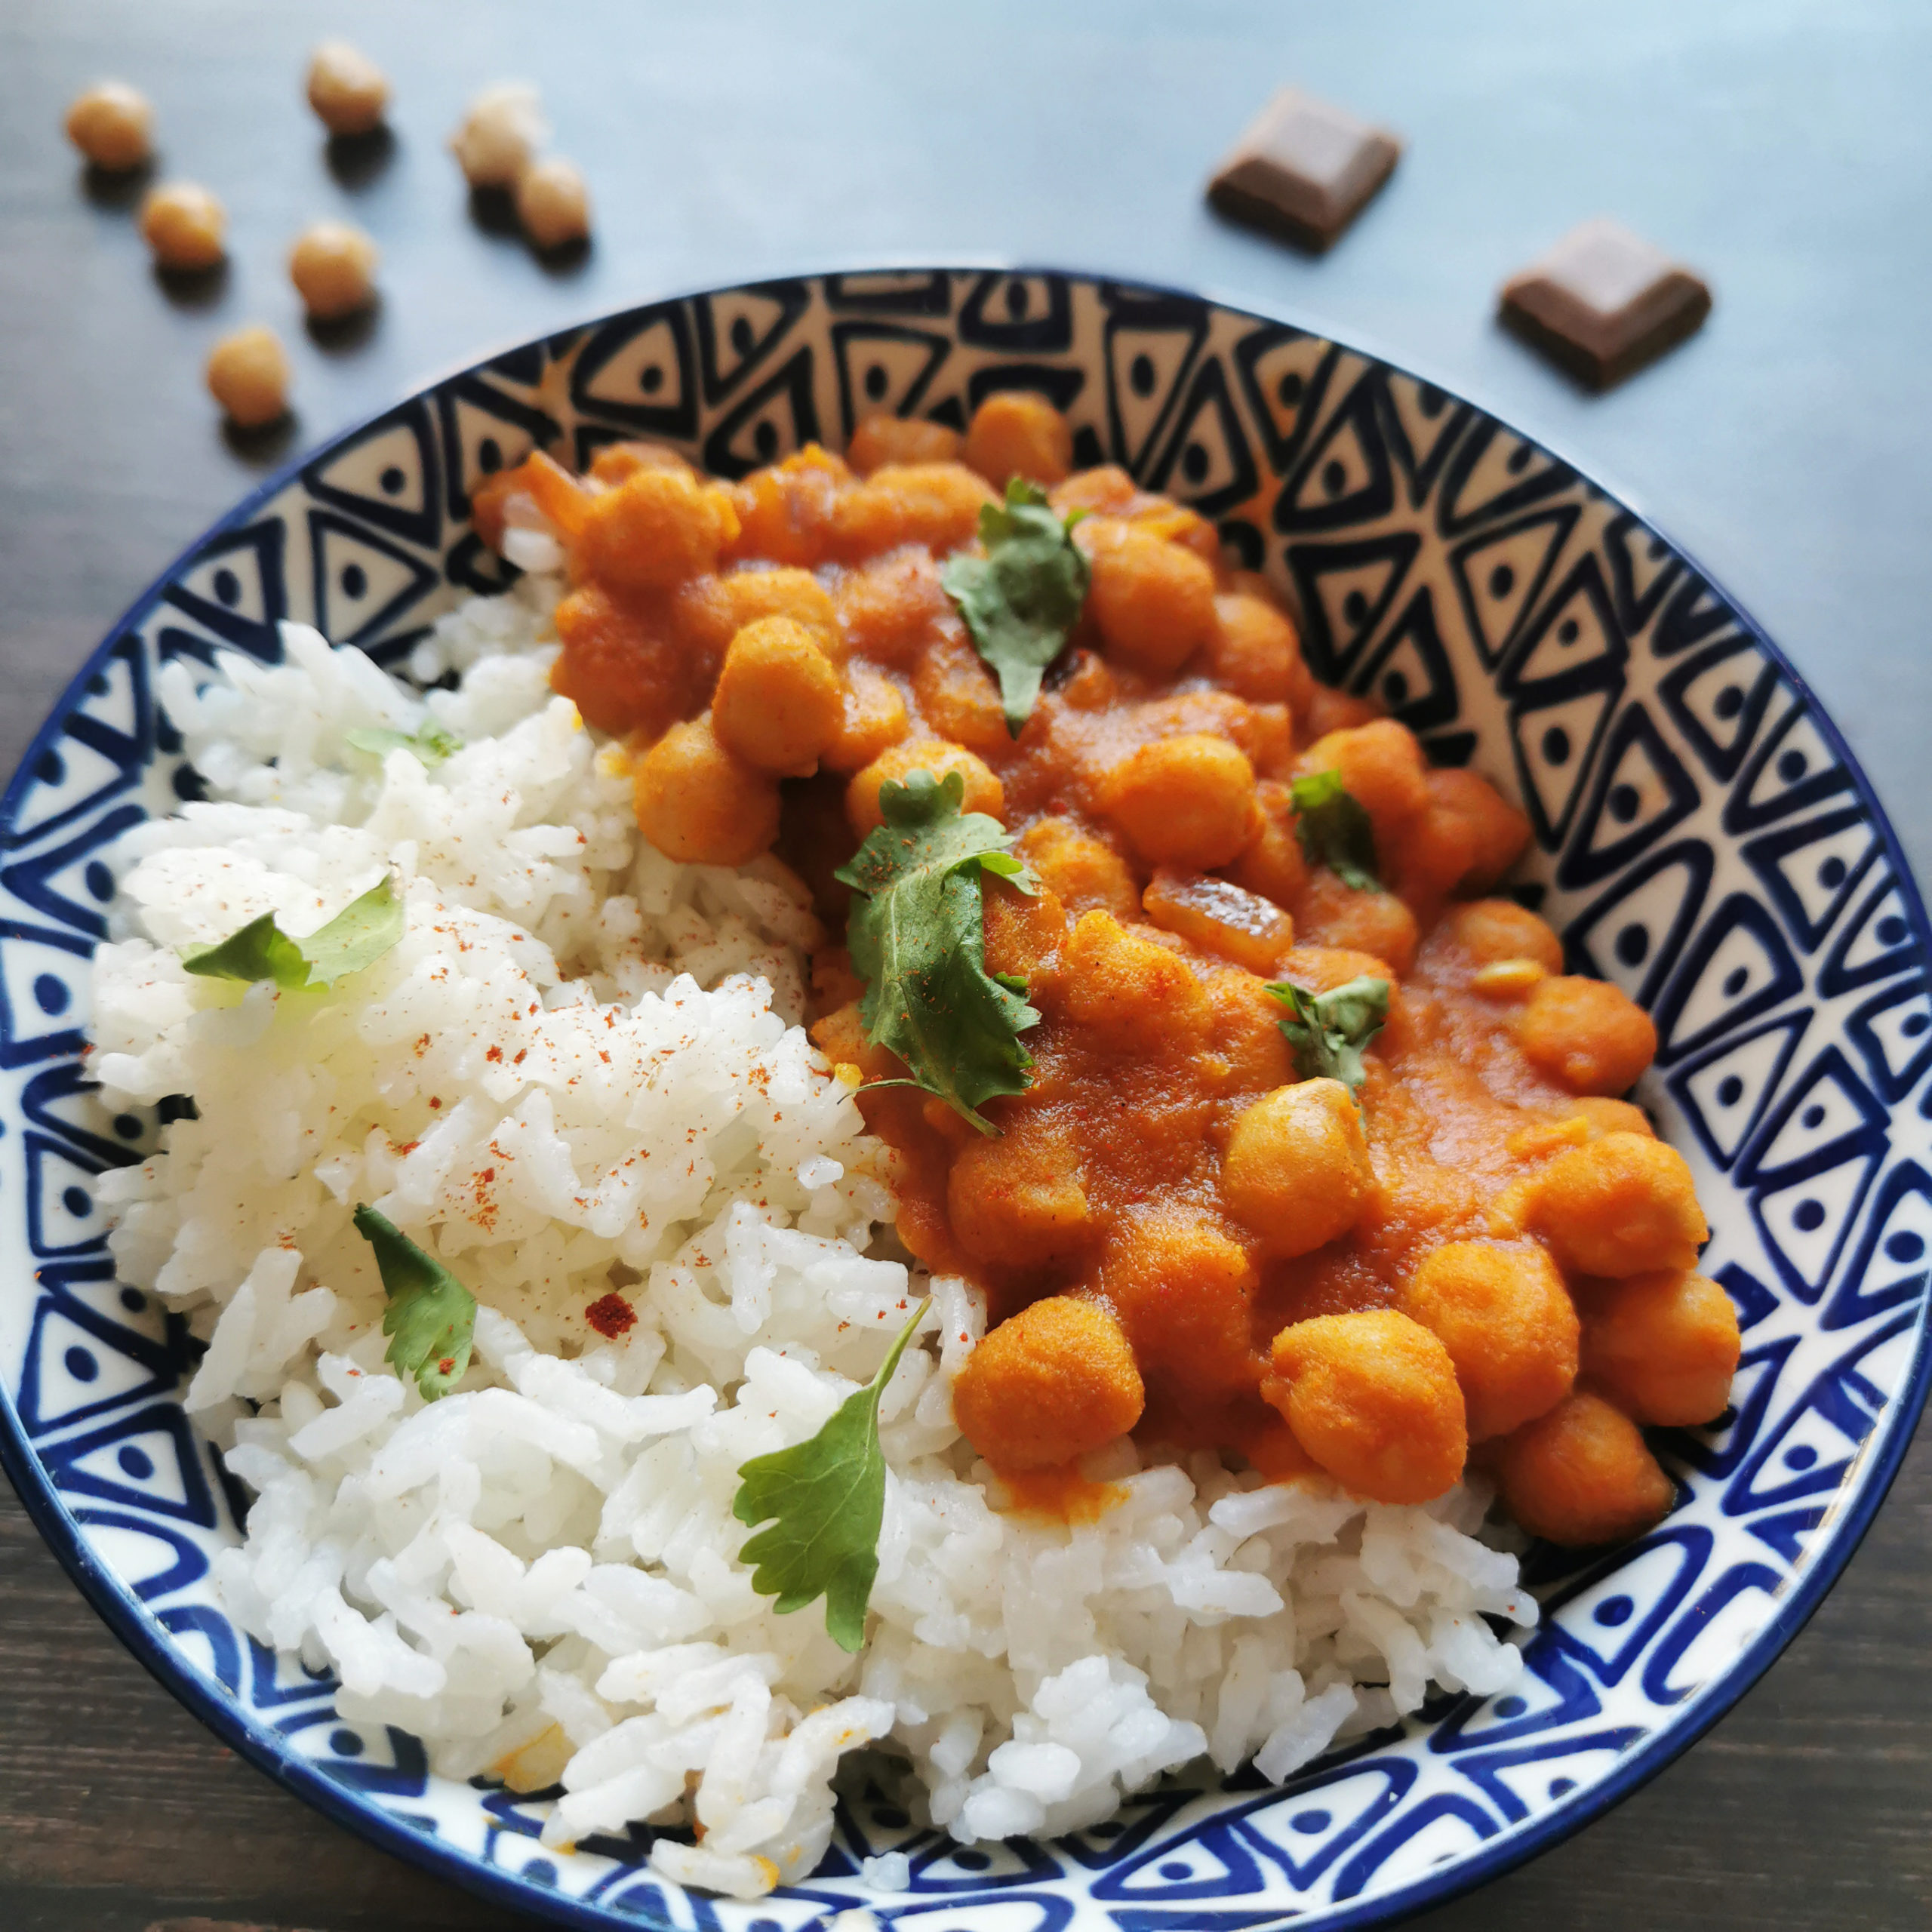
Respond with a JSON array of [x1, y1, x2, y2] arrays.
[[1208, 88, 1403, 253], [1500, 218, 1712, 389]]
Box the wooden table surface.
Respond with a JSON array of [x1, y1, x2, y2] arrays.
[[4, 2, 1930, 1927]]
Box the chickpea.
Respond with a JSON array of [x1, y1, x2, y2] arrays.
[[710, 616, 844, 775], [288, 220, 380, 320], [833, 548, 951, 666], [63, 82, 154, 171], [982, 874, 1069, 979], [1227, 779, 1311, 907], [948, 1121, 1093, 1269], [729, 445, 852, 568], [1265, 1309, 1467, 1505], [847, 413, 962, 475], [139, 181, 226, 272], [952, 1297, 1145, 1472], [1209, 592, 1315, 711], [632, 714, 780, 865], [1296, 719, 1431, 851], [963, 391, 1075, 488], [1103, 1212, 1258, 1397], [305, 41, 389, 136], [1059, 910, 1213, 1054], [589, 440, 694, 486], [1223, 1078, 1374, 1257], [552, 584, 691, 740], [1084, 523, 1220, 676], [1526, 1131, 1709, 1278], [1564, 1096, 1653, 1140], [1518, 974, 1657, 1096], [831, 461, 995, 561], [1101, 733, 1257, 871], [912, 633, 1010, 755], [1436, 898, 1564, 974], [1426, 766, 1531, 889], [1580, 1269, 1741, 1426], [577, 467, 742, 595], [671, 565, 839, 660], [517, 156, 592, 250], [1292, 869, 1419, 976], [1491, 1390, 1674, 1546], [1015, 817, 1140, 921], [450, 82, 548, 189], [204, 326, 290, 429], [1402, 1240, 1578, 1441], [846, 738, 1003, 838], [822, 664, 911, 774]]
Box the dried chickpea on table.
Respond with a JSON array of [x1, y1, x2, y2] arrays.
[[468, 392, 1740, 1550]]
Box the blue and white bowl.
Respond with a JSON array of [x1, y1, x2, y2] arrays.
[[2, 267, 1926, 1931]]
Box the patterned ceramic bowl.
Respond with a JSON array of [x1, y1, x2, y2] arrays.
[[2, 268, 1927, 1932]]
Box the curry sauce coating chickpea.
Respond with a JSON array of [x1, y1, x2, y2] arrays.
[[64, 82, 154, 171], [1223, 1078, 1374, 1258], [1103, 1213, 1260, 1398], [1209, 592, 1315, 712], [1437, 898, 1564, 974], [1426, 767, 1531, 890], [830, 462, 995, 561], [1015, 817, 1140, 921], [1293, 870, 1418, 977], [1580, 1269, 1741, 1426], [1297, 718, 1431, 851], [1101, 733, 1257, 872], [1518, 974, 1658, 1096], [962, 391, 1075, 488], [822, 665, 910, 774], [1526, 1132, 1709, 1278], [577, 468, 741, 593], [305, 42, 389, 135], [632, 715, 780, 866], [952, 1297, 1145, 1472], [1227, 780, 1311, 907], [140, 181, 226, 271], [1059, 910, 1213, 1053], [948, 1119, 1093, 1268], [1084, 525, 1220, 676], [288, 220, 380, 319], [1491, 1389, 1674, 1546], [848, 413, 963, 475], [710, 616, 844, 775], [205, 326, 290, 429], [1266, 1309, 1468, 1505], [846, 738, 1004, 838], [1401, 1240, 1579, 1441], [672, 566, 839, 659]]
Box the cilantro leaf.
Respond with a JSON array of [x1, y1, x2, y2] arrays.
[[1291, 768, 1380, 891], [834, 769, 1040, 1134], [352, 1203, 478, 1401], [732, 1297, 931, 1651], [1266, 974, 1391, 1092], [940, 479, 1091, 734], [182, 875, 405, 992], [345, 721, 462, 766]]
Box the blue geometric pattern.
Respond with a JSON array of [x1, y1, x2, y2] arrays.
[[0, 269, 1926, 1932]]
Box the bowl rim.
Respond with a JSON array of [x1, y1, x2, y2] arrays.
[[2, 257, 1927, 1932]]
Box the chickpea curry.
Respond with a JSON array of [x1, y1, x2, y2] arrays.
[[471, 389, 1740, 1551]]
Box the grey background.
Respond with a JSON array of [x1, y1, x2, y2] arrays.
[[1, 2, 1928, 1927]]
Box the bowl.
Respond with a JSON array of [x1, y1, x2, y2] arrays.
[[2, 266, 1926, 1932]]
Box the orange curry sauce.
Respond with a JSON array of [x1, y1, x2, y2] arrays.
[[471, 391, 1741, 1548]]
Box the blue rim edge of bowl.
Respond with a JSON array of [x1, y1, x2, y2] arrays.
[[0, 259, 1926, 1932]]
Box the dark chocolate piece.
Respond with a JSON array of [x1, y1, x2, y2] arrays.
[[1208, 88, 1402, 253], [1500, 218, 1712, 389]]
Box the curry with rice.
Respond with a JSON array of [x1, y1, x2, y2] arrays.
[[470, 387, 1740, 1552]]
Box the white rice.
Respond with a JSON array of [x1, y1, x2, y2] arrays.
[[88, 576, 1535, 1900]]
